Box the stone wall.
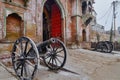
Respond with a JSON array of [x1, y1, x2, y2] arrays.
[[0, 0, 94, 52]]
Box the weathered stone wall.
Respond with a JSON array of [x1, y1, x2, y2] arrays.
[[0, 0, 38, 52], [25, 0, 37, 41], [0, 0, 93, 52], [90, 29, 110, 42], [0, 1, 5, 39]]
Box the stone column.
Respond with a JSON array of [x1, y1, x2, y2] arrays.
[[70, 0, 83, 48]]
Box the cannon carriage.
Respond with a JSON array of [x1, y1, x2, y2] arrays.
[[94, 41, 113, 53], [11, 37, 67, 80]]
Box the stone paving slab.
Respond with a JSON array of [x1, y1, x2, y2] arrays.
[[0, 62, 17, 80]]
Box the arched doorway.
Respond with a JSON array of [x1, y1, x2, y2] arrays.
[[82, 29, 86, 41], [6, 13, 23, 41], [43, 0, 62, 41]]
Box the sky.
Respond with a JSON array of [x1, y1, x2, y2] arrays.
[[93, 0, 120, 31]]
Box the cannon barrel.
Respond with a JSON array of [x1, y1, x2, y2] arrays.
[[37, 38, 56, 47], [37, 38, 56, 53]]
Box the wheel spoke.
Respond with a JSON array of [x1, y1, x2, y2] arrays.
[[56, 54, 64, 58], [45, 54, 51, 59], [20, 41, 24, 55], [21, 64, 24, 76], [23, 64, 28, 77], [54, 58, 58, 67], [52, 58, 54, 68], [16, 45, 22, 56], [16, 62, 22, 70], [56, 57, 62, 64], [26, 60, 35, 68], [25, 56, 35, 60], [24, 41, 29, 56], [14, 52, 20, 56], [48, 57, 52, 64], [55, 47, 59, 51], [56, 49, 64, 53]]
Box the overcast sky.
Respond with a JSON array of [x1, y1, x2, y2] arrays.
[[93, 0, 120, 31]]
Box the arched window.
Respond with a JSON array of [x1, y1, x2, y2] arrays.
[[88, 1, 92, 13], [6, 13, 24, 41], [82, 1, 87, 14], [85, 17, 92, 26]]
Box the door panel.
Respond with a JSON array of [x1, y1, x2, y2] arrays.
[[51, 4, 62, 39]]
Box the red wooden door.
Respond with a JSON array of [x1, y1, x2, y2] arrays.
[[51, 4, 62, 39]]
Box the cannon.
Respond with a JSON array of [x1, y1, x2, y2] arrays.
[[94, 41, 113, 53], [11, 37, 67, 80]]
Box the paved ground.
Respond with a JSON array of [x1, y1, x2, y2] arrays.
[[1, 49, 120, 80], [0, 62, 17, 80]]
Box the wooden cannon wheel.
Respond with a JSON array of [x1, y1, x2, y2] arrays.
[[105, 41, 113, 53], [11, 37, 39, 80], [43, 38, 67, 70], [95, 41, 113, 53], [11, 37, 67, 79]]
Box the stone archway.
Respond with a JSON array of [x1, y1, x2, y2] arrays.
[[6, 13, 23, 41]]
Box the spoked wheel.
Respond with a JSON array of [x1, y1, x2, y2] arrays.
[[11, 37, 39, 80], [43, 38, 67, 70], [101, 43, 108, 53], [96, 42, 103, 52], [105, 41, 113, 53], [96, 42, 108, 52]]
